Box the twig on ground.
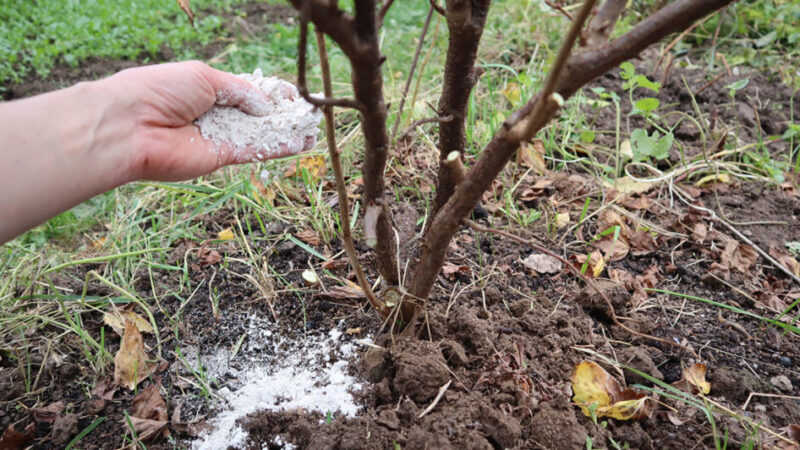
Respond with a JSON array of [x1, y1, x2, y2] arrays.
[[418, 380, 451, 418], [398, 115, 453, 141], [315, 30, 387, 318], [466, 220, 699, 358]]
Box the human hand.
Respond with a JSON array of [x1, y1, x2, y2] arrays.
[[94, 61, 315, 182]]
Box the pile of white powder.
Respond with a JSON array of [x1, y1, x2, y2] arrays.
[[195, 69, 322, 163], [191, 316, 364, 450]]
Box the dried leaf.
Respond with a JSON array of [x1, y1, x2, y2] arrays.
[[594, 237, 629, 262], [695, 172, 731, 187], [127, 416, 169, 442], [103, 310, 153, 336], [522, 253, 563, 275], [175, 0, 194, 26], [442, 262, 470, 279], [672, 363, 711, 395], [284, 155, 327, 179], [574, 251, 606, 278], [720, 240, 758, 273], [608, 176, 658, 195], [346, 327, 362, 335], [91, 378, 118, 401], [114, 320, 154, 390], [131, 385, 168, 421], [198, 246, 222, 266], [619, 195, 652, 210], [31, 401, 65, 424], [0, 423, 34, 450], [517, 140, 547, 175], [295, 229, 321, 246], [788, 424, 800, 444], [691, 223, 708, 243], [572, 361, 620, 416], [317, 284, 365, 300], [629, 230, 658, 254], [217, 228, 235, 241], [571, 361, 654, 421]]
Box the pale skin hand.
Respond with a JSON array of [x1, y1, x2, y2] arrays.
[[0, 61, 314, 243]]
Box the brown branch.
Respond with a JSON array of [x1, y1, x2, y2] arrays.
[[408, 0, 736, 314], [467, 220, 697, 357], [584, 0, 626, 47], [378, 0, 396, 23], [287, 0, 359, 59], [390, 5, 435, 142], [397, 114, 453, 141], [543, 0, 573, 21], [296, 5, 364, 110], [429, 0, 446, 17], [427, 0, 491, 229], [315, 31, 388, 318]]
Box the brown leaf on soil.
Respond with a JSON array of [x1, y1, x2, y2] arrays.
[[788, 424, 800, 444], [629, 230, 658, 254], [769, 246, 800, 277], [91, 378, 118, 401], [521, 253, 563, 274], [129, 384, 169, 442], [517, 140, 548, 175], [442, 262, 470, 279], [619, 195, 652, 210], [708, 262, 731, 281], [31, 401, 64, 424], [691, 222, 708, 243], [175, 0, 194, 26], [594, 237, 629, 262], [127, 416, 169, 443], [114, 320, 154, 390], [0, 423, 34, 450], [672, 363, 711, 395], [720, 239, 758, 273], [322, 258, 349, 270], [198, 245, 222, 266], [294, 229, 321, 246]]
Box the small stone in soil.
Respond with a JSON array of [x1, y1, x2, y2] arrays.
[[780, 356, 792, 367]]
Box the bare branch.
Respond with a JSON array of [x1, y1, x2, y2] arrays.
[[297, 12, 364, 110], [584, 0, 626, 47], [314, 30, 388, 318], [409, 0, 736, 309], [378, 0, 396, 23], [390, 5, 435, 142], [543, 0, 573, 21], [429, 0, 445, 17], [287, 0, 359, 58]]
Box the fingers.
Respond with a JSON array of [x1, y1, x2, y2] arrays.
[[198, 64, 272, 116]]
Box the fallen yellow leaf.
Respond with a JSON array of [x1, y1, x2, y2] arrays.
[[114, 320, 154, 390], [501, 82, 521, 106], [217, 228, 235, 240], [694, 173, 731, 187], [672, 363, 711, 395], [608, 176, 659, 195], [571, 361, 654, 421], [284, 155, 327, 179], [103, 310, 153, 336]]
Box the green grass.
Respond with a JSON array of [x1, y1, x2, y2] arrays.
[[0, 0, 251, 86]]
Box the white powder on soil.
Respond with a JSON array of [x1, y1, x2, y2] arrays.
[[191, 317, 363, 450], [195, 69, 322, 163]]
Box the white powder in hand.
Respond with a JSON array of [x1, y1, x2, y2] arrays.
[[195, 69, 322, 163]]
